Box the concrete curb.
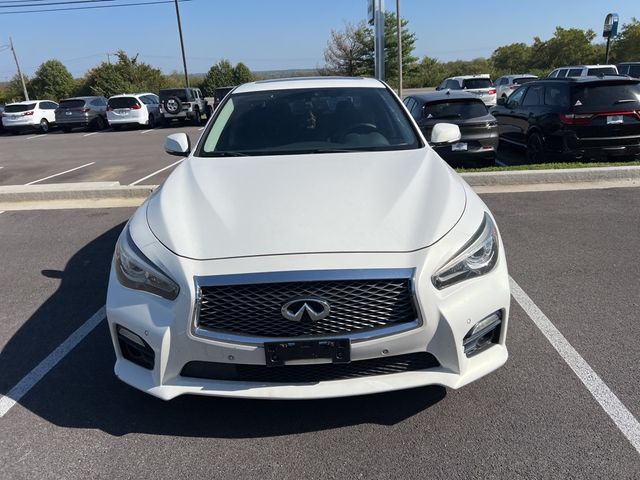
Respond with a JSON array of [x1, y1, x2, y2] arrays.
[[0, 182, 155, 203], [460, 166, 640, 186]]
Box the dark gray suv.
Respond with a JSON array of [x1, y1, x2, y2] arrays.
[[55, 96, 108, 132]]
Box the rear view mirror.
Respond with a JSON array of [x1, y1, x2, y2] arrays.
[[164, 133, 191, 156]]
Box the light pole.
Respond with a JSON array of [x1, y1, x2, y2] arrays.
[[174, 0, 190, 88], [396, 0, 402, 98]]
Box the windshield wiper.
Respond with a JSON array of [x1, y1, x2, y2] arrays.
[[210, 151, 249, 157]]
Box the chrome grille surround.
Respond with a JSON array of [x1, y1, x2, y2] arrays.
[[191, 269, 421, 345]]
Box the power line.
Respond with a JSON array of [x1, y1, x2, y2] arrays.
[[0, 0, 192, 14], [0, 1, 116, 9]]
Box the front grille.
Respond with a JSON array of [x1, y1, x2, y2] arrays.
[[196, 277, 417, 338], [181, 352, 439, 383]]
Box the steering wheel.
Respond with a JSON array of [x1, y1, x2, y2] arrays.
[[331, 123, 379, 142]]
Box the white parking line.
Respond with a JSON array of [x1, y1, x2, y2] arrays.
[[0, 307, 105, 418], [83, 132, 99, 137], [510, 277, 640, 454], [26, 134, 48, 140], [198, 127, 205, 131], [140, 129, 154, 134], [129, 158, 184, 186], [24, 162, 95, 185]]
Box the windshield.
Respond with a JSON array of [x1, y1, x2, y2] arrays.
[[160, 89, 189, 101], [571, 83, 640, 110], [513, 77, 537, 85], [59, 99, 86, 109], [5, 103, 36, 113], [200, 87, 420, 156], [463, 79, 492, 89], [423, 100, 488, 119]]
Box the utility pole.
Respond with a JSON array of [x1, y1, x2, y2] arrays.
[[174, 0, 190, 87], [396, 0, 402, 97], [374, 0, 385, 81], [9, 37, 29, 101]]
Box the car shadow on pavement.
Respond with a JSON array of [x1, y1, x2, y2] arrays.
[[3, 221, 447, 438]]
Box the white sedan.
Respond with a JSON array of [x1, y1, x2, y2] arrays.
[[106, 77, 510, 400]]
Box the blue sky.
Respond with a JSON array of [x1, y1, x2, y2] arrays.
[[0, 0, 637, 79]]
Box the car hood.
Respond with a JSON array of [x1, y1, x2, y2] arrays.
[[146, 148, 467, 260]]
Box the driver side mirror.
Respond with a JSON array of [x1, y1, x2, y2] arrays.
[[430, 123, 462, 145], [497, 97, 506, 106], [164, 133, 191, 156]]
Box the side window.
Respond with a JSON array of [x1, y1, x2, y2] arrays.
[[568, 68, 582, 77], [437, 80, 447, 90], [507, 87, 527, 109], [522, 85, 544, 107], [140, 96, 151, 105], [557, 69, 568, 78], [544, 85, 569, 108], [411, 100, 422, 117], [447, 80, 461, 90]]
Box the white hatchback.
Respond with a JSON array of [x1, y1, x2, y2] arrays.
[[107, 93, 160, 129], [1, 100, 58, 133], [106, 77, 510, 401]]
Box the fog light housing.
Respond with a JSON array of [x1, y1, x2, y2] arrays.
[[463, 311, 502, 357], [116, 325, 155, 370]]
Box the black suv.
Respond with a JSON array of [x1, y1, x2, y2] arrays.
[[159, 87, 208, 126], [491, 76, 640, 162]]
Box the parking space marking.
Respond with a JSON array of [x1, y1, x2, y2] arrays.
[[510, 277, 640, 454], [198, 127, 205, 131], [129, 158, 184, 186], [140, 129, 154, 134], [0, 307, 106, 418], [83, 132, 99, 137], [24, 162, 95, 185], [26, 134, 48, 140]]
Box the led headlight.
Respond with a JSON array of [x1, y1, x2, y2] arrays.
[[432, 212, 499, 290], [114, 226, 179, 300]]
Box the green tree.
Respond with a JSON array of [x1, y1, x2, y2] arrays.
[[322, 21, 370, 76], [30, 59, 75, 100], [612, 18, 640, 62], [530, 27, 601, 70], [4, 73, 30, 102], [491, 43, 532, 75], [81, 50, 167, 98], [232, 62, 254, 85], [200, 59, 235, 96]]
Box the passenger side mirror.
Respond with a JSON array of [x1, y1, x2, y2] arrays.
[[430, 123, 462, 145], [497, 97, 506, 106], [164, 133, 191, 156]]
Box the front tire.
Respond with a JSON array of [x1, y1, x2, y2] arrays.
[[147, 114, 156, 128], [94, 116, 106, 131]]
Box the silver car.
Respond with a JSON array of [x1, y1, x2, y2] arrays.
[[55, 96, 108, 133]]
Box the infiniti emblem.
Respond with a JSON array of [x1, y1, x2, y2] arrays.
[[281, 297, 331, 322]]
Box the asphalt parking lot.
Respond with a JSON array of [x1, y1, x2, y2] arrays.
[[1, 187, 639, 479], [0, 124, 203, 187]]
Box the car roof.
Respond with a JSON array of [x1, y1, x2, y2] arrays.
[[534, 75, 639, 84], [108, 93, 156, 98], [449, 74, 490, 80], [552, 65, 617, 69], [6, 100, 48, 105], [408, 91, 483, 102], [501, 74, 538, 79], [61, 96, 104, 101], [618, 62, 640, 65], [234, 76, 384, 93]]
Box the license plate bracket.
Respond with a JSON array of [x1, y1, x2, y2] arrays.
[[452, 142, 468, 151], [265, 339, 350, 367], [607, 115, 623, 125]]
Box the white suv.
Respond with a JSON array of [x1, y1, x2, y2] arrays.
[[436, 75, 497, 106], [107, 93, 160, 129], [548, 65, 618, 78], [1, 100, 58, 134], [494, 74, 538, 99]]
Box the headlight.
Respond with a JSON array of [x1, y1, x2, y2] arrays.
[[114, 226, 180, 300], [432, 212, 499, 290]]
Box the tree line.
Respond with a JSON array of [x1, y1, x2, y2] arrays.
[[323, 15, 640, 87], [0, 51, 255, 103]]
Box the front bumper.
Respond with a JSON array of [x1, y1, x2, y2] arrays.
[[106, 185, 510, 400]]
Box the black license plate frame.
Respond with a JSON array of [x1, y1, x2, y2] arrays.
[[264, 339, 350, 367]]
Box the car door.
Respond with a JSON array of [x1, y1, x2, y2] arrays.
[[42, 101, 57, 123], [519, 84, 545, 142], [492, 87, 526, 143]]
